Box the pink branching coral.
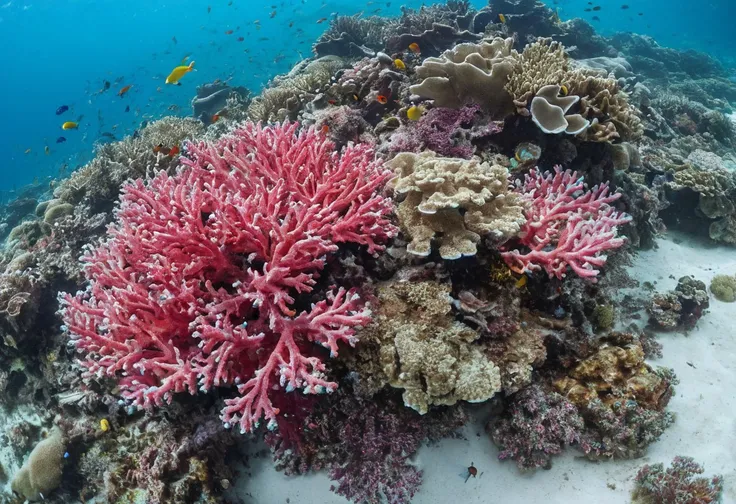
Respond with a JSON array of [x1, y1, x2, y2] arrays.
[[501, 166, 631, 281], [59, 121, 396, 434]]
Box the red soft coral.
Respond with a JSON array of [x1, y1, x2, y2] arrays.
[[501, 166, 631, 281], [60, 121, 396, 433]]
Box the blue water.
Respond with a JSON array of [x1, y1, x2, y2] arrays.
[[1, 0, 733, 193]]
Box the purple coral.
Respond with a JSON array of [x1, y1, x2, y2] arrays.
[[633, 456, 723, 504], [489, 384, 589, 470], [389, 105, 485, 158], [266, 390, 466, 504]]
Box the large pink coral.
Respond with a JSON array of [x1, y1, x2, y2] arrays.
[[59, 121, 396, 433], [501, 166, 631, 281]]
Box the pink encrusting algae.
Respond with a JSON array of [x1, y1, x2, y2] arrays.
[[501, 166, 632, 281], [59, 121, 397, 434]]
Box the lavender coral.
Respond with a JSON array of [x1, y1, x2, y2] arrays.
[[632, 456, 724, 504], [59, 121, 397, 434], [490, 384, 588, 470]]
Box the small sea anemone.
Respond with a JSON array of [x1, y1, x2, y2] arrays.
[[709, 274, 736, 302]]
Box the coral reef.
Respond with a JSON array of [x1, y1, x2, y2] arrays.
[[390, 151, 526, 259], [59, 122, 396, 434], [10, 427, 65, 501], [632, 456, 724, 504], [709, 274, 736, 302]]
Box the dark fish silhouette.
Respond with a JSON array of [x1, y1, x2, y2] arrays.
[[56, 136, 67, 143], [56, 105, 69, 115]]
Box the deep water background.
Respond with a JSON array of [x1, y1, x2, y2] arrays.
[[0, 0, 734, 194]]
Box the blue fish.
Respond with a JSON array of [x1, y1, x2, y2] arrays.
[[56, 136, 67, 143], [55, 105, 69, 115]]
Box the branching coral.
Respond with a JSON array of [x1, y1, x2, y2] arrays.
[[59, 122, 396, 434], [632, 456, 724, 504], [501, 166, 631, 281], [355, 280, 501, 414], [391, 150, 526, 259]]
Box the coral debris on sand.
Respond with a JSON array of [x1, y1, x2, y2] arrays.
[[1, 0, 735, 502]]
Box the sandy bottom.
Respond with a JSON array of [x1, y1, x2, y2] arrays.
[[234, 233, 736, 504]]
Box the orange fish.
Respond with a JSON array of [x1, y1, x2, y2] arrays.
[[376, 95, 388, 105], [212, 114, 220, 123], [327, 99, 337, 105], [118, 85, 132, 97], [169, 145, 180, 156], [153, 143, 163, 154], [408, 42, 420, 54], [321, 124, 330, 134], [225, 29, 234, 35]]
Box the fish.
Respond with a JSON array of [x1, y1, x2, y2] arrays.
[[408, 42, 420, 54], [125, 105, 130, 112], [621, 4, 629, 9], [118, 85, 132, 97], [321, 124, 330, 134], [24, 148, 31, 154], [592, 15, 600, 20], [103, 80, 111, 91], [327, 99, 337, 105], [100, 418, 110, 432], [498, 13, 506, 23], [316, 17, 327, 23], [584, 8, 592, 11], [55, 105, 69, 115], [56, 136, 66, 143], [207, 5, 211, 13], [269, 10, 276, 17], [592, 6, 601, 10], [376, 95, 388, 104], [225, 29, 234, 35], [393, 58, 405, 70], [180, 54, 191, 65], [61, 121, 79, 130], [44, 146, 50, 155], [212, 113, 220, 123], [101, 132, 116, 139], [515, 275, 528, 289], [406, 105, 423, 121], [168, 145, 180, 156], [172, 36, 178, 44], [352, 94, 359, 101], [165, 61, 195, 85], [237, 36, 244, 42], [560, 84, 569, 96]]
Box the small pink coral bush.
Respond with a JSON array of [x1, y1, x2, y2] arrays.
[[502, 166, 631, 281], [60, 122, 396, 433]]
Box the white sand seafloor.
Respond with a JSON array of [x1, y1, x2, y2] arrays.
[[233, 233, 736, 504]]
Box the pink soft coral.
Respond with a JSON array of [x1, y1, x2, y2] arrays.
[[59, 122, 396, 433], [501, 166, 631, 281]]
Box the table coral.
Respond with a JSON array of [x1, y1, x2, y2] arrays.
[[390, 150, 526, 259], [501, 166, 631, 281], [59, 122, 396, 434], [356, 280, 501, 414]]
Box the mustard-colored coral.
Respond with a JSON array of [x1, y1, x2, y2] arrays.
[[357, 280, 501, 414], [11, 427, 65, 502], [554, 341, 672, 411], [409, 37, 517, 119], [506, 39, 573, 111], [390, 151, 526, 259]]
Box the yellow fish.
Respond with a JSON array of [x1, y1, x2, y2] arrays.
[[166, 61, 195, 85], [24, 148, 31, 154], [406, 105, 424, 121], [515, 275, 527, 288], [560, 84, 569, 96], [100, 418, 110, 432], [498, 13, 506, 23], [61, 121, 78, 130], [394, 58, 406, 70]]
